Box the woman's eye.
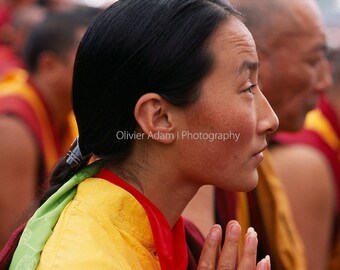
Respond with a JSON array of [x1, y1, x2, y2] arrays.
[[244, 84, 257, 95]]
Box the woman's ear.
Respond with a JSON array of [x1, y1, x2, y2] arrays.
[[134, 93, 176, 144]]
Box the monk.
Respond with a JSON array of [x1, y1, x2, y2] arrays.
[[274, 47, 340, 270], [0, 8, 97, 248], [183, 0, 330, 269]]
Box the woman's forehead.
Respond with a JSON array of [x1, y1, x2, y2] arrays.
[[207, 17, 258, 71]]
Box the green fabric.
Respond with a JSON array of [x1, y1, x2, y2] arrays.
[[9, 162, 103, 270]]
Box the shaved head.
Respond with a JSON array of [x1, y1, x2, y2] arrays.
[[230, 0, 324, 52]]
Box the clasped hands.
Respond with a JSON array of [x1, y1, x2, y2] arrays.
[[198, 220, 271, 270]]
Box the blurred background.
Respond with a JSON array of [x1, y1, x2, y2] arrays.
[[316, 0, 340, 47], [75, 0, 340, 48], [1, 0, 340, 46]]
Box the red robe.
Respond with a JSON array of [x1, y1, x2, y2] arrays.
[[275, 95, 340, 270]]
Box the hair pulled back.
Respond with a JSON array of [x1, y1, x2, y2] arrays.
[[41, 0, 240, 204]]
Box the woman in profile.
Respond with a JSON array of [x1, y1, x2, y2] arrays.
[[8, 0, 278, 269]]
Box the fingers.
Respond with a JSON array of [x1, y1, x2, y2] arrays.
[[197, 224, 222, 270], [217, 220, 241, 269], [256, 255, 271, 270], [198, 222, 271, 270], [237, 227, 258, 269]]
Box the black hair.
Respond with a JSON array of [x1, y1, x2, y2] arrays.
[[23, 7, 99, 73], [40, 0, 240, 204]]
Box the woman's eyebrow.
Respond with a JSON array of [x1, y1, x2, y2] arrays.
[[238, 60, 259, 75]]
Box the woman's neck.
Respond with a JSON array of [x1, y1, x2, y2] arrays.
[[108, 156, 199, 228]]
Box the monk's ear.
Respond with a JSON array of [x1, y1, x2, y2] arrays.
[[37, 51, 59, 72], [134, 93, 176, 144]]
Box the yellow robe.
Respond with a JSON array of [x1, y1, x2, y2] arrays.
[[37, 177, 161, 269], [253, 150, 306, 269]]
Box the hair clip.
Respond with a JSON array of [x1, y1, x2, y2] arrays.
[[65, 137, 91, 168]]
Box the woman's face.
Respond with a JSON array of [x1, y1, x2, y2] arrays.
[[175, 17, 278, 191]]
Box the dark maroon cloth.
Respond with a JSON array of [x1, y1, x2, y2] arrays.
[[0, 223, 26, 270], [184, 219, 204, 269], [214, 189, 267, 262]]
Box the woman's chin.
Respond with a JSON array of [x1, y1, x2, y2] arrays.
[[237, 172, 259, 192], [218, 171, 259, 192]]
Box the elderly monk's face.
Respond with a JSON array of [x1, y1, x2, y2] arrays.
[[258, 0, 331, 132]]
